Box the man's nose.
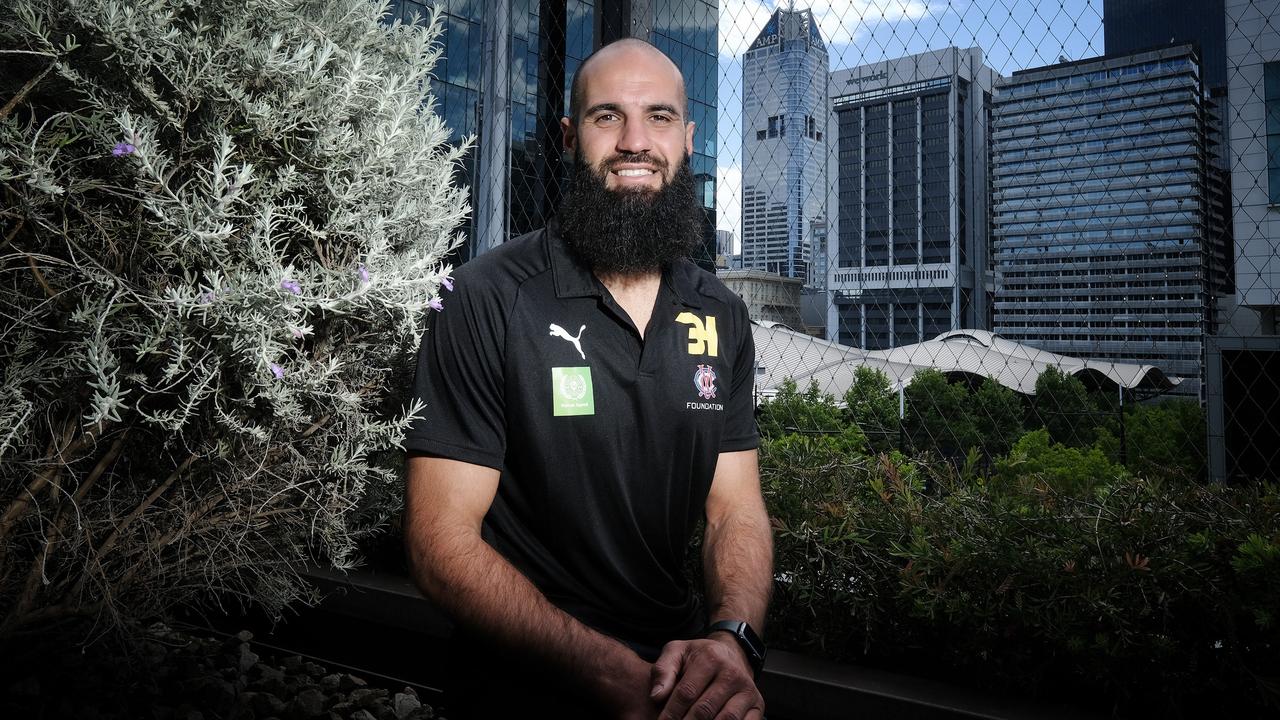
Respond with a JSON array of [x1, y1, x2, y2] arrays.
[[615, 119, 652, 155]]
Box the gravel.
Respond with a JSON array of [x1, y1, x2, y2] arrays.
[[0, 622, 442, 720]]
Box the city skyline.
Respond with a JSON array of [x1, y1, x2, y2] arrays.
[[716, 0, 1105, 247]]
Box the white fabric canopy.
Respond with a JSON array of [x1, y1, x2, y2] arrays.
[[752, 322, 1179, 402]]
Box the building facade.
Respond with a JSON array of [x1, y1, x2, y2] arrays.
[[718, 270, 808, 332], [1105, 0, 1228, 90], [1225, 0, 1280, 335], [991, 45, 1229, 398], [739, 7, 829, 284], [1105, 0, 1236, 336], [386, 0, 717, 266], [826, 47, 997, 350]]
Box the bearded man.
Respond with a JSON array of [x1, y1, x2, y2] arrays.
[[403, 38, 773, 720]]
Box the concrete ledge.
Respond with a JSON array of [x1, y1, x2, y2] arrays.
[[762, 650, 1102, 720], [302, 566, 1103, 720]]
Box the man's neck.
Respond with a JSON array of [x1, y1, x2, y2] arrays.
[[597, 270, 662, 340]]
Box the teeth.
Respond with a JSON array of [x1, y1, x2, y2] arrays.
[[615, 168, 654, 177]]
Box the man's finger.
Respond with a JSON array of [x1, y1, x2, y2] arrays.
[[651, 640, 690, 701], [659, 661, 720, 719], [714, 691, 763, 720]]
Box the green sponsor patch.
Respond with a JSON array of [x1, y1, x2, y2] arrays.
[[552, 366, 594, 416]]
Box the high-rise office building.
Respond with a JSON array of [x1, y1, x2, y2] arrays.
[[991, 45, 1230, 398], [1105, 0, 1228, 90], [1225, 0, 1280, 335], [739, 7, 829, 284], [827, 47, 996, 350], [385, 0, 717, 266], [1105, 0, 1235, 333]]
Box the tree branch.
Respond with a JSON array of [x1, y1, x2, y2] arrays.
[[68, 452, 198, 602], [0, 62, 53, 122]]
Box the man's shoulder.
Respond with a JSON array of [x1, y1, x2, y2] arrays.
[[451, 228, 553, 295]]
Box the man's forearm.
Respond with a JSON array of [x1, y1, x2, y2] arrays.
[[702, 505, 773, 629], [406, 521, 647, 700]]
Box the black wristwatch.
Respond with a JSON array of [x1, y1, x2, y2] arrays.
[[706, 620, 766, 678]]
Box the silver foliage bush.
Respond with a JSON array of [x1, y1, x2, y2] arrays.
[[0, 0, 467, 634]]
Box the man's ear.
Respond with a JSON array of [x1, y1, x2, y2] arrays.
[[561, 116, 576, 153], [685, 120, 696, 157]]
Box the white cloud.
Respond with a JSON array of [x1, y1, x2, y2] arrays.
[[813, 0, 932, 47], [716, 163, 743, 245], [719, 0, 935, 58]]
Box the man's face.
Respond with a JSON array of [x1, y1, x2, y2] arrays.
[[561, 46, 696, 193]]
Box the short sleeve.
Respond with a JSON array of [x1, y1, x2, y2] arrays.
[[402, 270, 508, 470], [718, 299, 759, 452]]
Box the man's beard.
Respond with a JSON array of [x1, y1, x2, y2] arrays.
[[557, 150, 703, 275]]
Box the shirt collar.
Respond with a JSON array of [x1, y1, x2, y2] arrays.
[[545, 217, 705, 309]]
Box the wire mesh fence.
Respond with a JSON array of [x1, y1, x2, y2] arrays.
[[388, 0, 1280, 485]]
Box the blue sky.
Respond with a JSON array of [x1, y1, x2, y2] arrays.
[[714, 0, 1105, 240]]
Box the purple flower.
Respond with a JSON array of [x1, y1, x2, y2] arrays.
[[429, 298, 444, 312], [290, 326, 304, 339], [269, 363, 285, 379], [280, 279, 301, 295], [112, 142, 136, 157], [357, 264, 370, 284], [441, 275, 454, 292], [198, 291, 215, 304]]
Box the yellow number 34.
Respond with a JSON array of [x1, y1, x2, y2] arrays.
[[675, 313, 718, 357]]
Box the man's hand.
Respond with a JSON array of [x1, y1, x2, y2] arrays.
[[650, 635, 764, 719], [593, 655, 661, 720]]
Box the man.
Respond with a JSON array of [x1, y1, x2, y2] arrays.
[[402, 38, 773, 719]]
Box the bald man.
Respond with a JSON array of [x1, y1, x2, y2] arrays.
[[404, 39, 772, 719]]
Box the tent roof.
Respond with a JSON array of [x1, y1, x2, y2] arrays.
[[752, 324, 1179, 400]]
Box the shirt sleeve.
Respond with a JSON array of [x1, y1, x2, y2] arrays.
[[719, 298, 760, 453], [402, 268, 508, 470]]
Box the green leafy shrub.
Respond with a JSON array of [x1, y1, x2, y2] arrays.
[[1032, 367, 1100, 447], [971, 376, 1024, 457], [903, 369, 979, 455], [0, 0, 464, 635], [1125, 399, 1207, 481], [843, 366, 899, 452], [995, 428, 1128, 495], [761, 443, 1280, 716], [758, 378, 846, 437]]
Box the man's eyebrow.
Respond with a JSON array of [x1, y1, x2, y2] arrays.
[[583, 102, 684, 119], [646, 103, 682, 118], [583, 102, 622, 117]]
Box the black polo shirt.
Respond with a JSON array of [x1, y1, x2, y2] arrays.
[[404, 221, 758, 647]]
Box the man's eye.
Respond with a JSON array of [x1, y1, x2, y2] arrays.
[[594, 113, 619, 124], [651, 115, 673, 124]]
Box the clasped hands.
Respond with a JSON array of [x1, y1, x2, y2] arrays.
[[615, 634, 765, 720]]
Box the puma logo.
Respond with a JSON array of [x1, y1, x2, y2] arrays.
[[549, 323, 586, 360]]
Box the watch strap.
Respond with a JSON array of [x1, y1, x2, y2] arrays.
[[705, 619, 766, 677]]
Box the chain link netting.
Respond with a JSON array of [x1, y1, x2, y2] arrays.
[[389, 0, 1280, 484]]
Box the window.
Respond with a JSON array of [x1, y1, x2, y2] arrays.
[[768, 116, 777, 138], [1267, 62, 1280, 205], [757, 130, 766, 141]]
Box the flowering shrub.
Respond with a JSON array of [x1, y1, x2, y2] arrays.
[[0, 0, 466, 634]]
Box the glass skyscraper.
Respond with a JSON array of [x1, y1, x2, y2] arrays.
[[1105, 0, 1228, 91], [739, 7, 829, 285], [991, 45, 1230, 398]]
